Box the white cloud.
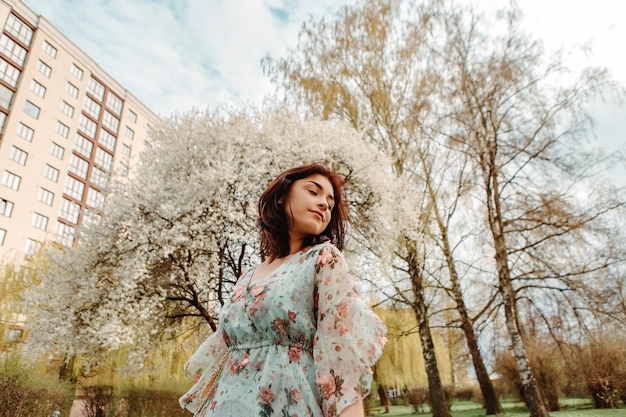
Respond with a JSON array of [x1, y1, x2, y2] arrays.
[[23, 0, 625, 159]]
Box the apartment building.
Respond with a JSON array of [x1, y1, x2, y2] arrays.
[[0, 0, 161, 262]]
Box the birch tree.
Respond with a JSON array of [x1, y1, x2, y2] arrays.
[[264, 1, 491, 415], [264, 1, 624, 417]]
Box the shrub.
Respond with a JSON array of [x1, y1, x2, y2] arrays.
[[407, 387, 429, 413], [454, 385, 475, 402], [495, 342, 565, 412], [124, 388, 188, 417], [80, 385, 114, 417], [0, 355, 73, 417], [565, 335, 626, 409]]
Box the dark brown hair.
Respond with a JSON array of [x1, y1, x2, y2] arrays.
[[258, 163, 349, 260]]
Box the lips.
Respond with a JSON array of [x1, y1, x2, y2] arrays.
[[310, 210, 324, 221]]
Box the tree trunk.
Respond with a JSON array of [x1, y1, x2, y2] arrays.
[[377, 384, 392, 413], [425, 167, 504, 415], [483, 155, 550, 417], [407, 243, 452, 417]]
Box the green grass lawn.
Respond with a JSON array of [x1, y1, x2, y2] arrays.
[[368, 399, 626, 417]]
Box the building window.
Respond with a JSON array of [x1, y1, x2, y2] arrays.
[[83, 96, 101, 119], [90, 166, 108, 188], [86, 187, 104, 209], [0, 111, 5, 133], [0, 58, 20, 87], [0, 198, 14, 216], [36, 59, 51, 78], [121, 143, 131, 158], [78, 115, 97, 139], [87, 77, 105, 101], [69, 154, 89, 179], [16, 122, 34, 142], [38, 187, 54, 206], [0, 84, 14, 109], [61, 101, 74, 117], [102, 111, 119, 133], [30, 79, 46, 98], [0, 34, 27, 66], [59, 198, 80, 224], [50, 142, 65, 160], [54, 222, 75, 247], [31, 212, 49, 231], [128, 109, 137, 123], [5, 14, 34, 46], [118, 161, 129, 177], [66, 82, 79, 99], [55, 121, 70, 138], [105, 93, 122, 116], [70, 63, 84, 80], [73, 134, 94, 159], [98, 129, 116, 152], [0, 228, 5, 245], [1, 171, 20, 190], [9, 146, 27, 165], [23, 100, 40, 119], [64, 176, 85, 200], [5, 328, 23, 342], [42, 40, 57, 58], [94, 148, 113, 172], [25, 238, 42, 255], [124, 126, 134, 140], [44, 164, 60, 183]]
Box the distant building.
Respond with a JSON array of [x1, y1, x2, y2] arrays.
[[0, 0, 160, 262]]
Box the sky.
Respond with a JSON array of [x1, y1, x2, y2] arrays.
[[23, 0, 625, 161]]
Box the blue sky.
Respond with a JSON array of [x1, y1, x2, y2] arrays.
[[23, 0, 625, 164]]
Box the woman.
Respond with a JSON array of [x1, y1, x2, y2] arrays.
[[180, 163, 387, 417]]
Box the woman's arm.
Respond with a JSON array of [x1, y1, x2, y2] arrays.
[[338, 400, 364, 417]]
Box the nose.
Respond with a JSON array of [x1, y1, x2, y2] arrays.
[[318, 201, 329, 210]]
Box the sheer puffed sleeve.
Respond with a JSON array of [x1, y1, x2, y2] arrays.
[[179, 330, 228, 414], [313, 243, 387, 417]]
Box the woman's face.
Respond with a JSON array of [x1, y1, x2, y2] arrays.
[[284, 173, 335, 242]]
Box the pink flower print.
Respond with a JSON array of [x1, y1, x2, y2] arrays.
[[210, 401, 217, 411], [288, 345, 302, 363], [290, 387, 302, 403], [240, 353, 250, 368], [253, 361, 264, 372], [250, 284, 265, 297], [336, 302, 348, 318], [253, 292, 267, 306], [230, 360, 239, 375], [318, 374, 336, 400], [231, 287, 243, 302], [288, 310, 297, 323], [317, 248, 333, 266], [273, 317, 287, 336], [257, 386, 274, 404], [249, 305, 258, 316], [335, 321, 348, 335]]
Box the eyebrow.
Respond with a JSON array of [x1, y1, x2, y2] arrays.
[[307, 181, 335, 202]]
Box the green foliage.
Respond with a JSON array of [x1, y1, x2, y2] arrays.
[[0, 355, 73, 417]]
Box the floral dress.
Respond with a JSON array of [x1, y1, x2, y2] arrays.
[[179, 242, 387, 417]]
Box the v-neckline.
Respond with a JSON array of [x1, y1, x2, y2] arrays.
[[247, 246, 310, 285]]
